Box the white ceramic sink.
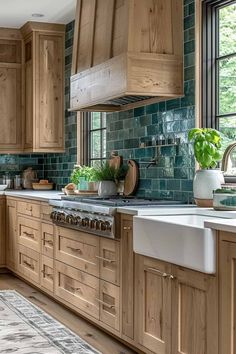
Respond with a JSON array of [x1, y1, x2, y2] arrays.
[[133, 208, 234, 274]]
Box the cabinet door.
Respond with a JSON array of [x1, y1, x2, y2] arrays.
[[135, 254, 172, 354], [172, 266, 218, 354], [35, 33, 64, 151], [121, 215, 134, 340], [6, 198, 17, 270], [24, 37, 33, 150], [219, 239, 236, 354], [0, 197, 5, 266], [40, 255, 54, 294], [99, 280, 120, 332], [0, 65, 22, 151], [99, 238, 120, 285]]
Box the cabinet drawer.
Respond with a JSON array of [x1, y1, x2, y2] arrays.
[[55, 226, 99, 277], [18, 244, 40, 284], [17, 200, 41, 218], [99, 238, 120, 285], [41, 203, 53, 223], [99, 280, 120, 331], [40, 255, 54, 293], [55, 261, 99, 320], [41, 223, 54, 258], [18, 216, 40, 252]]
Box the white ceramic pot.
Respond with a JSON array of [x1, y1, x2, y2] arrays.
[[98, 181, 117, 197], [193, 169, 224, 200]]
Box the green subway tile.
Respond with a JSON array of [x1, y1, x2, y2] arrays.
[[184, 40, 195, 54], [184, 14, 195, 31], [184, 66, 195, 81], [146, 103, 159, 114], [134, 106, 145, 117], [166, 99, 180, 111]]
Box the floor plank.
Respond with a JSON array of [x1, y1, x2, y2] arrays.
[[0, 273, 138, 354]]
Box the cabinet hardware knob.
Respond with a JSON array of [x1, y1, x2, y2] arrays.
[[169, 275, 175, 280], [41, 270, 53, 278], [66, 285, 81, 292], [95, 255, 116, 263], [147, 267, 169, 278], [42, 239, 53, 246], [96, 298, 115, 309], [123, 226, 131, 230]]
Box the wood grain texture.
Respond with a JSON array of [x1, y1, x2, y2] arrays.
[[18, 216, 41, 253], [70, 0, 183, 111], [6, 198, 17, 271], [0, 197, 5, 266], [0, 273, 136, 354], [40, 254, 54, 294], [124, 160, 139, 196], [41, 223, 54, 258], [18, 244, 40, 284]]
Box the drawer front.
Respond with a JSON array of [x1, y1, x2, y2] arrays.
[[99, 238, 120, 285], [17, 200, 41, 218], [40, 255, 54, 293], [55, 227, 99, 277], [41, 223, 54, 258], [41, 203, 53, 223], [55, 261, 99, 319], [99, 280, 120, 331], [18, 216, 40, 252], [18, 244, 40, 284]]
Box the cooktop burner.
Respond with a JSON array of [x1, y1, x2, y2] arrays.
[[61, 195, 184, 207]]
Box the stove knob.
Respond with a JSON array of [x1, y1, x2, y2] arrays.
[[76, 216, 82, 225], [104, 221, 112, 231], [90, 219, 98, 229], [82, 217, 89, 227], [66, 214, 72, 223], [50, 211, 56, 220], [60, 212, 66, 222], [101, 221, 107, 231], [96, 220, 103, 230]]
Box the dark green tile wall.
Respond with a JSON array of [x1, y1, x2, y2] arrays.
[[106, 0, 195, 202]]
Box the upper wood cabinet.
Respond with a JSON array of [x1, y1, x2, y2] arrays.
[[21, 22, 65, 152], [70, 0, 183, 112], [0, 29, 23, 152]]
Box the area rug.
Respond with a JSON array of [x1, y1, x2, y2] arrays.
[[0, 290, 101, 354]]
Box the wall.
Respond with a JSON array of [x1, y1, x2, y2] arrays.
[[106, 0, 195, 202]]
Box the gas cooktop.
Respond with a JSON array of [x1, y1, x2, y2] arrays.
[[61, 195, 184, 207]]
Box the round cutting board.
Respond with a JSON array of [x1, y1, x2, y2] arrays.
[[123, 160, 139, 196]]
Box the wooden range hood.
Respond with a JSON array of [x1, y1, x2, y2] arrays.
[[70, 0, 183, 112]]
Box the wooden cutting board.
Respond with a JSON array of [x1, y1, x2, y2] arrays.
[[124, 160, 139, 196], [109, 156, 123, 170]]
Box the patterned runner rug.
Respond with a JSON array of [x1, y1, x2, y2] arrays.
[[0, 290, 101, 354]]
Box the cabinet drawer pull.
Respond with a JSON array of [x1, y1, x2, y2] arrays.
[[42, 239, 53, 246], [23, 260, 34, 270], [66, 285, 81, 292], [41, 270, 53, 278], [23, 231, 34, 239], [26, 206, 33, 212], [123, 226, 131, 230], [67, 246, 82, 253], [96, 255, 116, 263], [96, 298, 115, 309], [147, 267, 175, 279]]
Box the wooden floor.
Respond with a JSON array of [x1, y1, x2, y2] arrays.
[[0, 273, 137, 354]]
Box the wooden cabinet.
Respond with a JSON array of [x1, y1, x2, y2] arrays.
[[6, 198, 17, 270], [41, 223, 54, 258], [99, 237, 120, 285], [18, 216, 40, 252], [0, 29, 23, 152], [71, 0, 183, 112], [121, 215, 134, 340], [135, 255, 172, 354], [135, 254, 218, 354], [17, 199, 41, 218], [0, 197, 5, 266], [18, 244, 40, 284], [172, 266, 218, 354], [219, 231, 236, 354], [40, 254, 54, 294], [21, 22, 65, 152]]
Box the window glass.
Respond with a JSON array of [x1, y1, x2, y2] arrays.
[[219, 3, 236, 57], [218, 56, 236, 115], [88, 112, 106, 166]]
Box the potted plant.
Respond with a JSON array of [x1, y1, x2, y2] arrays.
[[70, 165, 98, 191], [94, 162, 127, 197], [188, 128, 225, 206]]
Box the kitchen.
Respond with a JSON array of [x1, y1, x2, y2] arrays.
[[0, 0, 236, 353]]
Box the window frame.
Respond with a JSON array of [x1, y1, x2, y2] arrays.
[[202, 0, 236, 128]]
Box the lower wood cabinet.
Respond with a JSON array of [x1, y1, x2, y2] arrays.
[[18, 244, 40, 284], [18, 215, 40, 252], [99, 280, 120, 331], [135, 254, 218, 354], [41, 223, 54, 258], [40, 255, 54, 294], [219, 231, 236, 354], [0, 196, 5, 266], [6, 198, 17, 270], [135, 254, 172, 354]]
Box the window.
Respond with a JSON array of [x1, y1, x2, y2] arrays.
[[84, 112, 107, 167], [202, 0, 236, 146]]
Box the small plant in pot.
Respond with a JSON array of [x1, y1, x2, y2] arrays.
[[70, 165, 98, 191], [94, 162, 127, 197], [188, 128, 224, 206]]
